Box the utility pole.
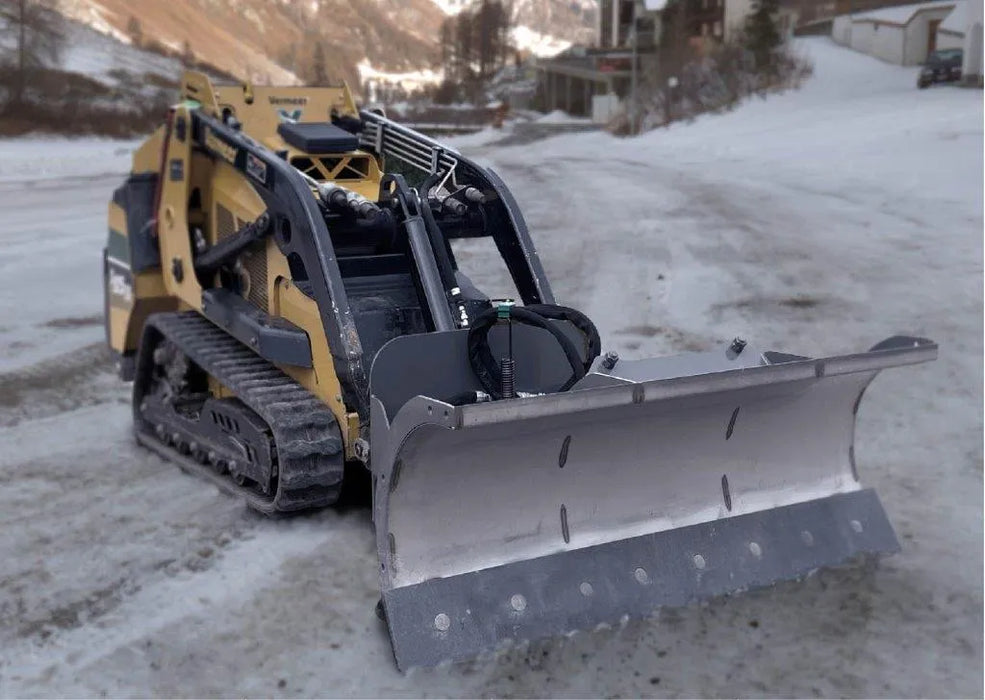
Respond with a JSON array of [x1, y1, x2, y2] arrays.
[[630, 1, 638, 135], [846, 0, 854, 46], [17, 0, 26, 106]]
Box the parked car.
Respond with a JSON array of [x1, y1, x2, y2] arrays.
[[918, 48, 963, 88]]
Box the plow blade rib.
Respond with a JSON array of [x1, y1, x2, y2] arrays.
[[370, 334, 936, 669]]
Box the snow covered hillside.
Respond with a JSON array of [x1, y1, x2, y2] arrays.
[[0, 38, 980, 697], [431, 0, 597, 56], [59, 19, 184, 98]]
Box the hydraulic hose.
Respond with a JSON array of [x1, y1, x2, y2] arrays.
[[467, 304, 601, 400]]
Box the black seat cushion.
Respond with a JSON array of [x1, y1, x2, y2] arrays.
[[277, 122, 359, 153]]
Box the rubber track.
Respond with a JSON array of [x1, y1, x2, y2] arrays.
[[136, 311, 344, 513]]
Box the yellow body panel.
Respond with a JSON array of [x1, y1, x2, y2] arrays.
[[182, 69, 357, 142], [107, 273, 175, 352], [157, 106, 203, 309], [115, 74, 383, 459], [131, 127, 165, 174], [106, 199, 176, 354], [108, 200, 127, 235], [275, 277, 359, 457], [107, 305, 129, 351]]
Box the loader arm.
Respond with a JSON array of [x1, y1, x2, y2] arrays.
[[187, 110, 371, 417], [358, 110, 555, 305]]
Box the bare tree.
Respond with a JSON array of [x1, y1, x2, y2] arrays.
[[181, 39, 195, 68], [311, 41, 328, 85], [0, 0, 64, 107], [276, 43, 297, 73], [126, 15, 142, 48]]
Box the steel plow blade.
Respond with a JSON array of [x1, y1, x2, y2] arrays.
[[369, 335, 936, 669]]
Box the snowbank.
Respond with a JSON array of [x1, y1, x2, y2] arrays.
[[536, 109, 593, 124]]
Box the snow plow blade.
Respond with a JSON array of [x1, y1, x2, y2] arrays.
[[369, 333, 936, 669]]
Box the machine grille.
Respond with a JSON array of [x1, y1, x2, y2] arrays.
[[216, 204, 237, 239], [243, 247, 268, 312], [215, 204, 268, 311]]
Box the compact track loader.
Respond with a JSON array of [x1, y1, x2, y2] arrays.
[[104, 71, 937, 669]]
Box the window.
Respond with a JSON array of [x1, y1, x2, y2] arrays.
[[714, 20, 723, 36]]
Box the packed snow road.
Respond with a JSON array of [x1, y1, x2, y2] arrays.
[[0, 39, 980, 697]]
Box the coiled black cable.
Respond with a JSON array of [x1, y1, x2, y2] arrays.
[[467, 303, 601, 400]]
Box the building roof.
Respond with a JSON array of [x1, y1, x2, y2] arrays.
[[938, 0, 968, 33], [851, 0, 956, 26]]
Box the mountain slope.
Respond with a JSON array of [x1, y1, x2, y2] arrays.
[[57, 0, 596, 92], [58, 0, 448, 88]]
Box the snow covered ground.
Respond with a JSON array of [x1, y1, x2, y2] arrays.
[[0, 38, 981, 697], [0, 139, 140, 186]]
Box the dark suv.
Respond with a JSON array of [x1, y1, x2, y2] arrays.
[[918, 48, 963, 88]]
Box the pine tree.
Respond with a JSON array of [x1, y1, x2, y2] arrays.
[[437, 0, 514, 101], [0, 0, 64, 107], [743, 0, 782, 72]]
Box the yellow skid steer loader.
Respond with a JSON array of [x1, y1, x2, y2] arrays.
[[103, 72, 937, 668]]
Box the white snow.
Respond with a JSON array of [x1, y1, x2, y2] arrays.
[[428, 1, 577, 57], [511, 25, 572, 57], [58, 0, 132, 45], [0, 138, 138, 186], [429, 0, 472, 16], [535, 109, 594, 124], [60, 19, 183, 91], [357, 59, 444, 92], [851, 0, 957, 24], [0, 37, 980, 697]]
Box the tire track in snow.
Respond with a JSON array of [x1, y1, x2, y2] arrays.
[[0, 518, 339, 696], [0, 343, 123, 427]]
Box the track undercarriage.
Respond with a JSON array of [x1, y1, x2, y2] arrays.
[[133, 312, 344, 513]]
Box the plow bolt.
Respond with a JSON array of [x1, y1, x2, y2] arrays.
[[601, 351, 620, 370]]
